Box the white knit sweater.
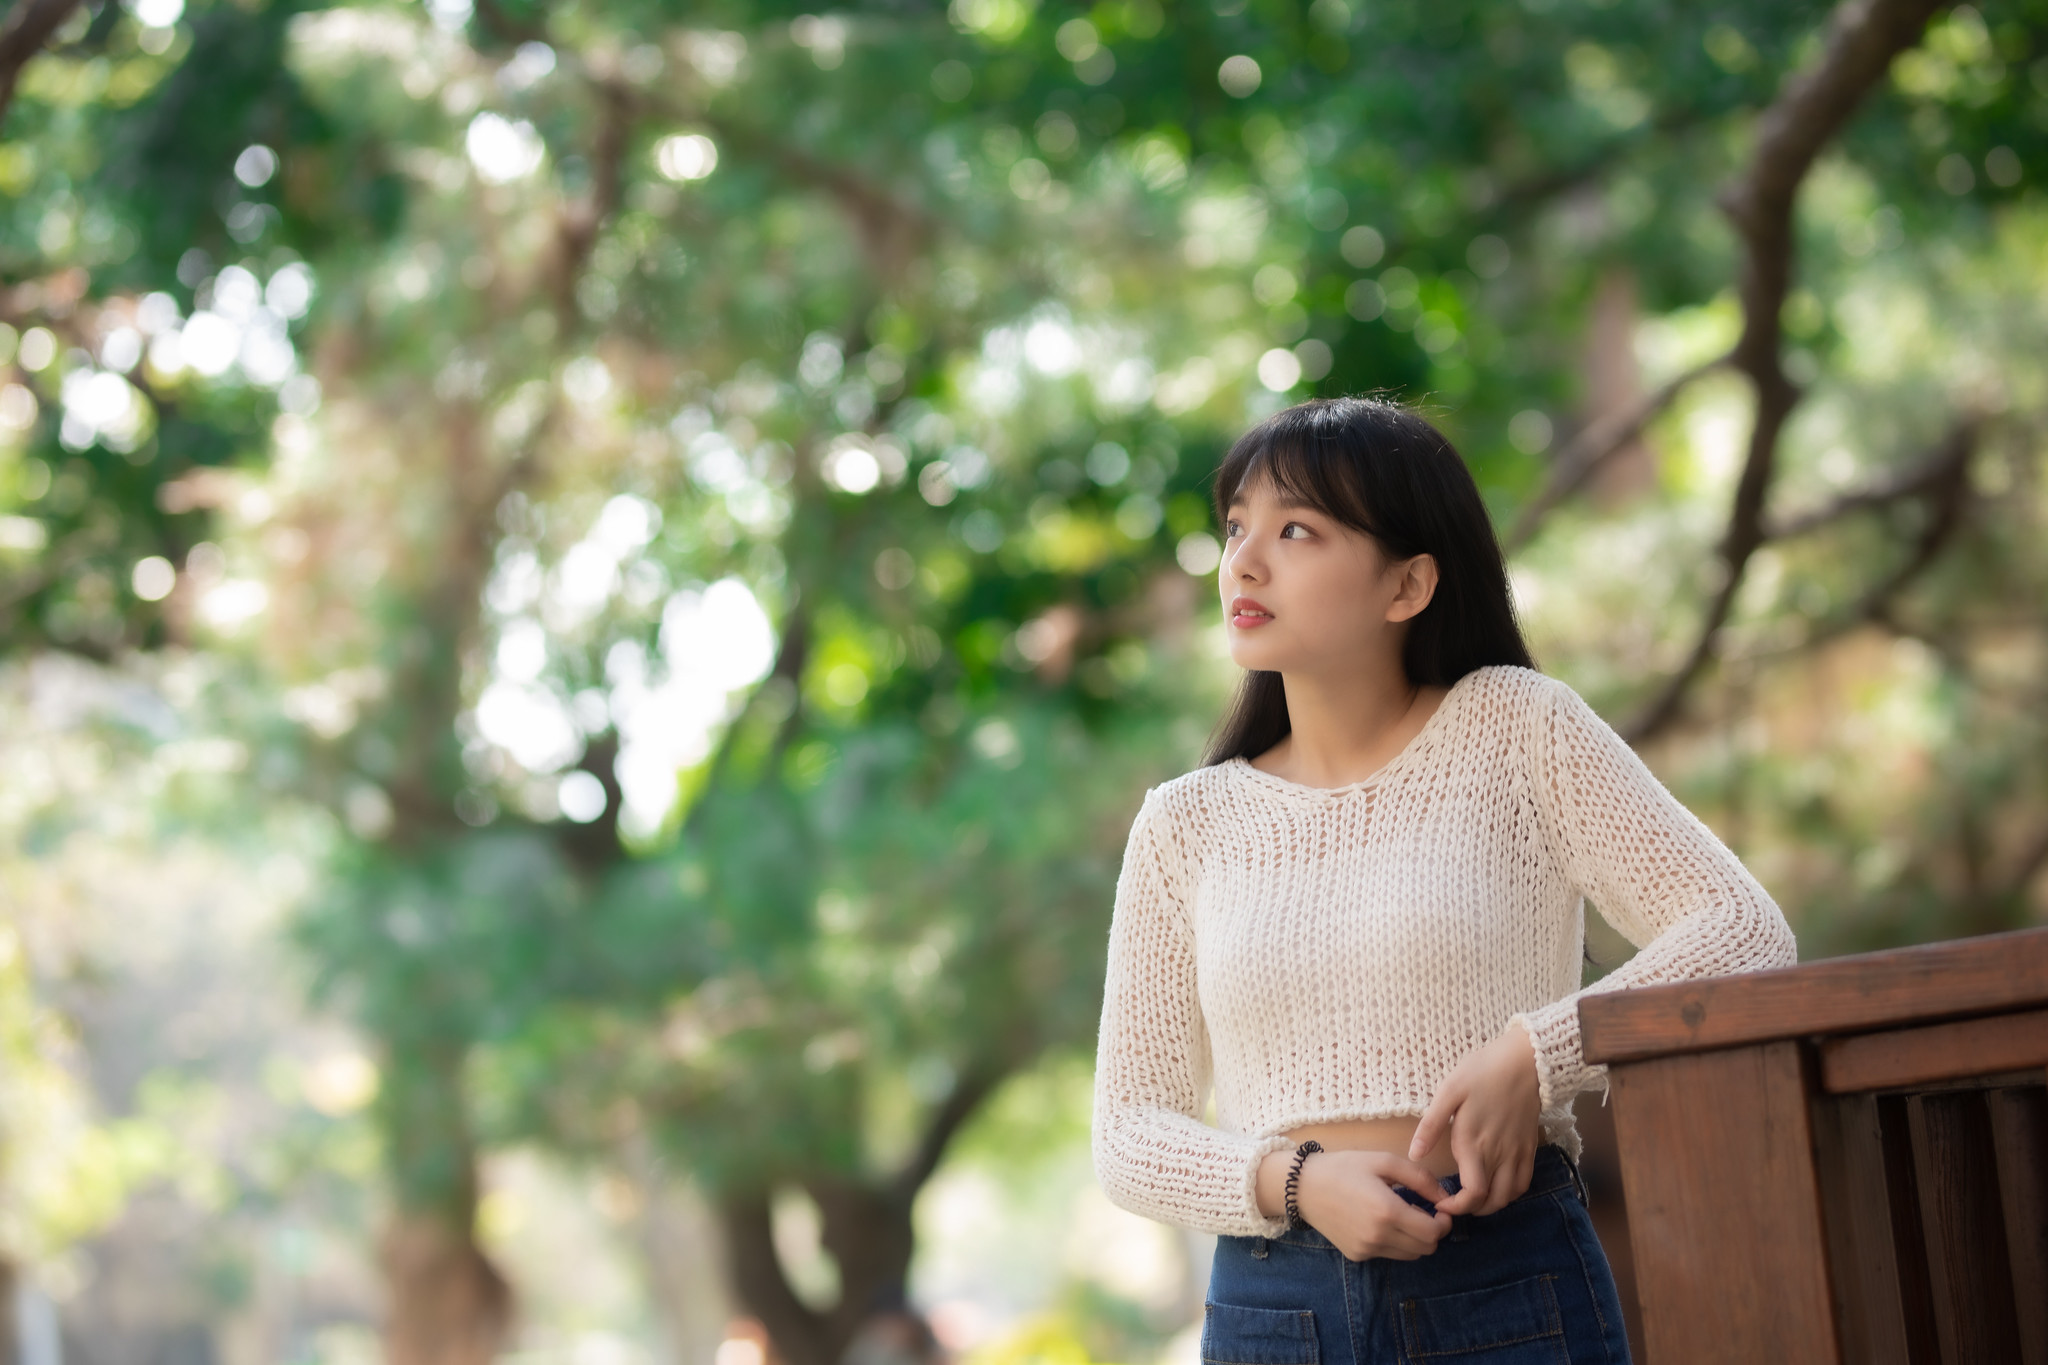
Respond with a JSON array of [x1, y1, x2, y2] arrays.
[[1090, 663, 1798, 1238]]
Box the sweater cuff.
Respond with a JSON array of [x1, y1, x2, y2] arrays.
[[1509, 997, 1608, 1113], [1240, 1131, 1296, 1239]]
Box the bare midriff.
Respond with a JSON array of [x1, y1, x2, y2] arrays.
[[1280, 1115, 1462, 1180]]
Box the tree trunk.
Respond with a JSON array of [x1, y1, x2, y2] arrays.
[[1581, 264, 1654, 507], [719, 1190, 841, 1365], [719, 1181, 943, 1365], [379, 1213, 513, 1365], [0, 1257, 16, 1365], [811, 1181, 919, 1328], [713, 1066, 1003, 1365], [378, 1040, 512, 1365]]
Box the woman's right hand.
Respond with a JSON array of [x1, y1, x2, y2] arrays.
[[1258, 1146, 1453, 1262]]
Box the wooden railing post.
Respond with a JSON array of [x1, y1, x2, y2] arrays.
[[1579, 926, 2048, 1365]]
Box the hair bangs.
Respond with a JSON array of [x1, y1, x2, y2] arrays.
[[1213, 402, 1390, 540]]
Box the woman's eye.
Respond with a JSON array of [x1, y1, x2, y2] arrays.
[[1283, 523, 1308, 539]]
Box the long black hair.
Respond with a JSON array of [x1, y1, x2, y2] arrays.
[[1200, 395, 1537, 766]]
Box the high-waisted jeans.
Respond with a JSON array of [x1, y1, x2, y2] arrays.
[[1203, 1144, 1632, 1365]]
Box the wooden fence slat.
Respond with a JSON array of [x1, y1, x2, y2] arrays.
[[1609, 1042, 1837, 1364], [1987, 1083, 2048, 1365], [1810, 1093, 1913, 1365], [1906, 1091, 2022, 1365], [1818, 1008, 2048, 1094], [1875, 1095, 1941, 1365]]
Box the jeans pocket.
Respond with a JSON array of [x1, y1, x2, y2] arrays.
[[1397, 1273, 1570, 1363], [1199, 1301, 1319, 1365]]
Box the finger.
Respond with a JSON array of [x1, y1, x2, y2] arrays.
[[1431, 1122, 1489, 1214], [1380, 1210, 1453, 1258], [1341, 1213, 1443, 1263], [1444, 1156, 1490, 1216], [1483, 1146, 1531, 1215], [1387, 1200, 1452, 1244], [1408, 1090, 1456, 1162], [1478, 1160, 1512, 1216], [1436, 1185, 1476, 1216], [1379, 1231, 1443, 1261], [1377, 1154, 1452, 1204], [1435, 1183, 1472, 1215], [1364, 1179, 1453, 1243], [1482, 1147, 1532, 1216]]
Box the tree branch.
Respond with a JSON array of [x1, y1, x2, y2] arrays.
[[1503, 353, 1728, 555], [1803, 427, 1974, 640], [469, 0, 547, 48], [626, 79, 937, 282], [550, 77, 634, 331], [1489, 102, 1717, 223], [0, 0, 82, 132], [1761, 419, 1975, 541], [890, 1063, 1004, 1205], [1713, 421, 1976, 673], [1622, 0, 1949, 743]]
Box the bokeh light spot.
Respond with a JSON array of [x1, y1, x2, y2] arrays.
[[1176, 532, 1221, 575], [131, 556, 175, 602], [1218, 55, 1262, 97], [1256, 347, 1302, 391], [656, 133, 720, 182]]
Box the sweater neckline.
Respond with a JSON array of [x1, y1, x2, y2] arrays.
[[1224, 669, 1479, 801]]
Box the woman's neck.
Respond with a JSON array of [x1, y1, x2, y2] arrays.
[[1252, 665, 1448, 789]]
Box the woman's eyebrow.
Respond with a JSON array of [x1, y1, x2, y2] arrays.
[[1228, 498, 1321, 514]]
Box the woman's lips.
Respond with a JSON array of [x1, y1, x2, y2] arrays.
[[1229, 597, 1274, 628]]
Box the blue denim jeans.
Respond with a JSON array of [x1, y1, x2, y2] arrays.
[[1204, 1144, 1632, 1365]]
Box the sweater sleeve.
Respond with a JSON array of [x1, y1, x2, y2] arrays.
[[1091, 787, 1295, 1237], [1510, 678, 1799, 1111]]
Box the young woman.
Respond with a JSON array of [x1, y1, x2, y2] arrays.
[[1090, 396, 1799, 1364]]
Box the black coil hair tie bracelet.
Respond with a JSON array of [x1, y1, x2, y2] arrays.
[[1283, 1139, 1323, 1228]]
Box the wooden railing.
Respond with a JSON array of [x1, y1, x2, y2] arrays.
[[1578, 926, 2048, 1365]]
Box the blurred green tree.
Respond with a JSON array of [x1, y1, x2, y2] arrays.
[[5, 0, 2048, 1358]]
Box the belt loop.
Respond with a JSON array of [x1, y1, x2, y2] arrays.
[[1562, 1148, 1590, 1206], [1252, 1235, 1270, 1259]]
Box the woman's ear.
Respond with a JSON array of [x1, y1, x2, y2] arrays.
[[1384, 553, 1439, 623]]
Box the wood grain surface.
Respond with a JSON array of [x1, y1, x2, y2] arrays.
[[1907, 1091, 2023, 1363], [1988, 1086, 2048, 1365], [1818, 1008, 2048, 1093], [1580, 926, 2048, 1065], [1608, 1041, 1839, 1364]]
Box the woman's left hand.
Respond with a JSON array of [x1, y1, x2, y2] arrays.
[[1407, 1019, 1543, 1216]]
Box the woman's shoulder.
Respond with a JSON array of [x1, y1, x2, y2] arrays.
[[1444, 663, 1571, 733], [1142, 760, 1243, 822], [1458, 661, 1563, 702]]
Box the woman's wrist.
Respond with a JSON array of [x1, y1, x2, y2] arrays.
[[1256, 1141, 1337, 1224], [1281, 1140, 1322, 1225], [1503, 1017, 1542, 1104]]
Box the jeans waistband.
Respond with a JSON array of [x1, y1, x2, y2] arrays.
[[1259, 1142, 1584, 1251]]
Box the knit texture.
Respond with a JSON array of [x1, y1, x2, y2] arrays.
[[1090, 664, 1798, 1237]]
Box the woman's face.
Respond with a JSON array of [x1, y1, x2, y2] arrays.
[[1218, 471, 1437, 677]]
